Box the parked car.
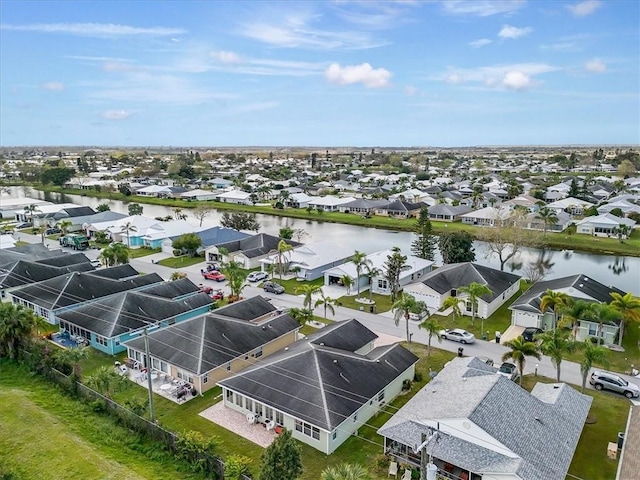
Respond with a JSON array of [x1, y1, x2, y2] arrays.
[[589, 371, 640, 398], [202, 270, 226, 282], [440, 328, 476, 344], [522, 327, 543, 342], [211, 289, 224, 301], [263, 281, 285, 294], [45, 227, 61, 235], [497, 362, 519, 381], [16, 222, 32, 229], [247, 271, 268, 282], [198, 284, 214, 294]]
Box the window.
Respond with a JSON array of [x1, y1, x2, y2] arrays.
[[255, 403, 263, 417], [245, 398, 253, 411], [588, 323, 597, 336], [255, 347, 263, 358], [177, 370, 194, 384], [203, 374, 208, 384], [275, 411, 283, 425], [377, 279, 388, 289], [95, 335, 107, 347], [235, 393, 243, 407], [378, 390, 385, 402], [295, 420, 320, 440], [332, 431, 337, 440], [226, 389, 233, 401]]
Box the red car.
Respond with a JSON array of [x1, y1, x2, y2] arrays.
[[198, 285, 213, 294], [211, 289, 224, 301], [202, 270, 226, 282]]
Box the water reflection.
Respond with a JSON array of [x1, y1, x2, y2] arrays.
[[609, 257, 628, 275]]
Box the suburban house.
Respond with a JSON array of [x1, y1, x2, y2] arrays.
[[427, 204, 473, 221], [574, 214, 636, 239], [544, 182, 571, 201], [180, 189, 218, 201], [56, 278, 213, 354], [338, 198, 389, 215], [135, 184, 187, 198], [522, 210, 572, 232], [161, 226, 250, 256], [206, 234, 301, 269], [597, 200, 640, 217], [139, 219, 200, 249], [375, 200, 424, 219], [260, 240, 354, 281], [8, 266, 163, 324], [124, 296, 300, 395], [378, 356, 592, 480], [28, 204, 90, 227], [86, 215, 158, 245], [218, 319, 418, 454], [0, 251, 93, 300], [403, 263, 521, 317], [461, 206, 513, 227], [323, 249, 434, 296], [307, 195, 355, 212], [509, 275, 626, 344], [545, 197, 594, 216], [285, 192, 313, 209], [215, 190, 253, 205]]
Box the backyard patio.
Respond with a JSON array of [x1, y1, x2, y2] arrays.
[[199, 402, 278, 448], [124, 364, 198, 405]]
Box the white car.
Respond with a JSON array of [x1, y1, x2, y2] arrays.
[[247, 271, 268, 282], [440, 328, 476, 344]]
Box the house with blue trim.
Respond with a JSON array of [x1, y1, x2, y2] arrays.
[[56, 278, 214, 354]]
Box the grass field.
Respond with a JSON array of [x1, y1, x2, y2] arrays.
[[0, 361, 204, 480], [157, 255, 205, 268]]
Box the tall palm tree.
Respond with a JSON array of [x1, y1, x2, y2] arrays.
[[23, 204, 41, 224], [537, 328, 579, 382], [122, 221, 137, 248], [351, 250, 370, 299], [275, 240, 293, 280], [364, 264, 381, 300], [585, 302, 622, 345], [458, 282, 492, 328], [56, 219, 73, 235], [578, 339, 610, 393], [320, 463, 370, 480], [0, 303, 38, 360], [314, 293, 337, 321], [392, 292, 426, 344], [55, 345, 90, 378], [419, 317, 443, 358], [441, 296, 464, 323], [99, 242, 130, 267], [540, 289, 571, 330], [535, 206, 559, 237], [559, 300, 592, 340], [295, 284, 323, 320], [172, 207, 186, 220], [340, 275, 354, 295], [501, 336, 541, 386], [609, 292, 640, 347]]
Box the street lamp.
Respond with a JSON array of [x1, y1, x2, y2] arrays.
[[535, 364, 539, 377]]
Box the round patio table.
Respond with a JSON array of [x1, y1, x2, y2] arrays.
[[159, 384, 172, 391]]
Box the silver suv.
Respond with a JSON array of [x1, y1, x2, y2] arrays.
[[589, 371, 640, 398]]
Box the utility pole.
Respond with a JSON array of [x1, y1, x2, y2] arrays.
[[420, 432, 427, 480], [143, 328, 155, 422]]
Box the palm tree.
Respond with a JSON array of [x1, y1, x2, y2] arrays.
[[501, 336, 541, 386], [537, 328, 579, 382], [584, 302, 622, 345], [0, 303, 38, 360], [55, 345, 90, 378], [365, 264, 381, 300], [419, 317, 442, 358], [23, 204, 41, 224], [86, 366, 128, 398], [275, 240, 294, 280], [122, 221, 137, 248], [172, 207, 186, 220], [535, 206, 559, 237], [458, 282, 492, 329], [609, 292, 640, 347], [295, 284, 323, 320], [220, 259, 248, 300], [578, 339, 610, 393], [98, 242, 130, 267], [56, 219, 73, 235], [340, 275, 354, 295], [540, 289, 571, 330], [351, 250, 370, 299], [441, 296, 464, 323], [320, 463, 370, 480], [314, 292, 337, 321], [559, 300, 592, 340], [392, 292, 426, 344]]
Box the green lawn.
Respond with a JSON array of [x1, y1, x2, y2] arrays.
[[521, 375, 629, 480], [157, 255, 204, 268], [0, 361, 205, 480], [128, 247, 161, 259], [336, 292, 394, 314], [265, 275, 324, 295]]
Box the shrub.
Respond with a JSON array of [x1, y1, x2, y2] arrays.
[[413, 372, 423, 383], [89, 399, 107, 413], [224, 454, 253, 480]]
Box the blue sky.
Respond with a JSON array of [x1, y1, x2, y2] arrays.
[[1, 0, 638, 147]]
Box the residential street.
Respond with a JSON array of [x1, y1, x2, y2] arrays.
[[13, 231, 640, 402]]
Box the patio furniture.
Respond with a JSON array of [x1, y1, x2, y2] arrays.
[[388, 461, 398, 478], [401, 468, 412, 480]]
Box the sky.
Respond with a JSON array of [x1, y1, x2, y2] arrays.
[[1, 0, 638, 147]]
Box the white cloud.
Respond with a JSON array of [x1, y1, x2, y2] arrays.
[[566, 0, 602, 17], [1, 22, 185, 38], [585, 58, 606, 73], [210, 50, 241, 64], [501, 71, 531, 90], [469, 38, 492, 48], [498, 24, 532, 39], [41, 82, 64, 91], [439, 63, 558, 90], [325, 63, 392, 88], [441, 1, 526, 17], [101, 110, 135, 120]]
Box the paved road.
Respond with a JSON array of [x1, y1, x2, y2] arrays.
[[13, 231, 640, 400]]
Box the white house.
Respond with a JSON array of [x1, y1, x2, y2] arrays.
[[403, 263, 521, 317], [307, 195, 355, 212], [546, 197, 594, 216], [215, 190, 253, 205], [180, 189, 217, 201], [575, 214, 636, 238]]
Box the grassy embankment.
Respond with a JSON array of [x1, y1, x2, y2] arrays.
[[34, 185, 640, 257]]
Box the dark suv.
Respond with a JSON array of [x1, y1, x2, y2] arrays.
[[522, 327, 543, 342], [263, 281, 285, 294], [590, 371, 640, 398]]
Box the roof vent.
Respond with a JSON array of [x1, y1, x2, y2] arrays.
[[320, 343, 325, 346], [333, 359, 338, 364], [579, 284, 584, 288], [284, 347, 289, 351], [553, 384, 560, 389]]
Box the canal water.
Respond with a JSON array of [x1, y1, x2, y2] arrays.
[[15, 187, 640, 294]]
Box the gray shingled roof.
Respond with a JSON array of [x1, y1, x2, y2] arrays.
[[378, 357, 592, 480], [57, 290, 213, 338], [219, 319, 418, 431], [419, 262, 521, 302], [510, 274, 626, 314], [216, 234, 301, 259], [213, 296, 276, 321], [124, 308, 300, 374], [0, 258, 93, 289]]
